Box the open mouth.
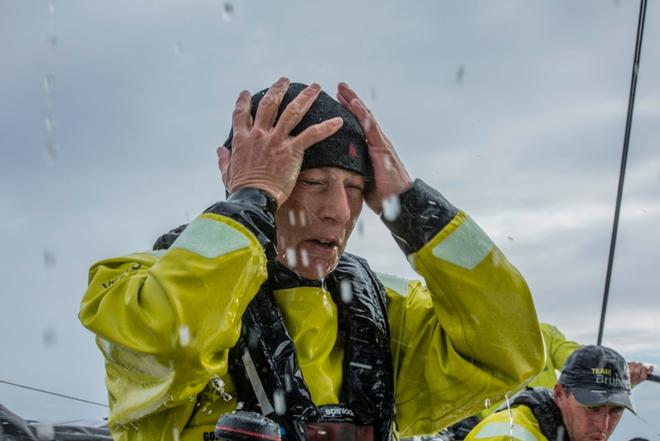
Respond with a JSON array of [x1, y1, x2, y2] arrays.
[[306, 238, 338, 250]]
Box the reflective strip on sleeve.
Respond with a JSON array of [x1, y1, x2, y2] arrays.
[[431, 216, 494, 270], [474, 422, 539, 441], [170, 217, 250, 259], [375, 272, 409, 297]]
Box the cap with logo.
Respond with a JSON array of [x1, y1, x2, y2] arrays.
[[558, 345, 635, 414]]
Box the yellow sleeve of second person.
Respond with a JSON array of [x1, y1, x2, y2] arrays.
[[79, 213, 267, 436], [385, 211, 545, 436]]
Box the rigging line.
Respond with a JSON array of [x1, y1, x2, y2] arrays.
[[0, 379, 109, 408], [597, 0, 648, 346]]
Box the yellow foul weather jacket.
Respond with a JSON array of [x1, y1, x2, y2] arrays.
[[79, 181, 545, 440], [477, 322, 580, 418]]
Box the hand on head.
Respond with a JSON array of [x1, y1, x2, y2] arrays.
[[336, 82, 412, 214], [217, 77, 343, 207]]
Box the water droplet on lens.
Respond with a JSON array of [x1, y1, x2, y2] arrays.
[[484, 398, 491, 408], [382, 195, 400, 221], [42, 327, 57, 347], [340, 279, 353, 303], [179, 325, 190, 347], [221, 2, 234, 22], [43, 249, 56, 267], [456, 64, 465, 83], [273, 388, 286, 415]]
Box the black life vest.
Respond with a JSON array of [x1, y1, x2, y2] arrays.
[[508, 388, 567, 441], [228, 254, 394, 441]]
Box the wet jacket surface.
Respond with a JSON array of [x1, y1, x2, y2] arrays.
[[465, 388, 565, 441], [477, 322, 580, 418], [79, 179, 545, 440]]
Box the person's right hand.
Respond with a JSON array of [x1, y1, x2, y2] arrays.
[[217, 77, 343, 207], [628, 361, 654, 387]]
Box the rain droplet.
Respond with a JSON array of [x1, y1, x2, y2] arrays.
[[45, 138, 57, 162], [299, 210, 307, 227], [356, 219, 364, 237], [45, 116, 55, 133], [48, 0, 55, 15], [315, 264, 324, 280], [179, 325, 190, 347], [248, 331, 259, 348], [383, 156, 392, 171], [456, 64, 465, 83], [382, 195, 401, 221], [340, 279, 353, 304], [221, 2, 234, 22], [370, 86, 377, 100], [42, 327, 57, 347], [43, 249, 56, 267], [288, 209, 296, 226], [44, 75, 55, 94], [173, 41, 183, 55], [300, 249, 309, 267], [48, 34, 58, 49], [273, 388, 286, 415], [284, 374, 293, 392], [484, 398, 491, 408], [556, 425, 565, 441], [35, 423, 55, 441], [172, 427, 180, 441], [285, 247, 297, 267]]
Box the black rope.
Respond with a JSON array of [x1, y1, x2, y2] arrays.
[[0, 379, 109, 408], [597, 0, 648, 345]]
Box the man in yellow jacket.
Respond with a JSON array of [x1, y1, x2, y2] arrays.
[[79, 78, 545, 440], [438, 323, 653, 440], [464, 345, 639, 441]]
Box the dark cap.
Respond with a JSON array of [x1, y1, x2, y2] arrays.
[[558, 345, 635, 413], [224, 82, 371, 177]]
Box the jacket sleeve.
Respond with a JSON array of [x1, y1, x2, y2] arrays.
[[381, 180, 545, 436], [78, 189, 275, 433], [541, 323, 581, 369]]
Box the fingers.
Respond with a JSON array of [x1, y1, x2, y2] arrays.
[[217, 146, 232, 189], [337, 82, 382, 143], [274, 83, 322, 138], [292, 117, 343, 151], [253, 77, 290, 130], [231, 90, 253, 137]]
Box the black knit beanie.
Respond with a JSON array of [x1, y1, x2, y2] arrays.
[[223, 82, 372, 177]]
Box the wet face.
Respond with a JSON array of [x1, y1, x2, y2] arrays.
[[275, 167, 365, 280], [554, 384, 624, 441]]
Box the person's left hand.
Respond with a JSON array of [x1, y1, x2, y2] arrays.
[[628, 361, 654, 387], [336, 82, 412, 215]]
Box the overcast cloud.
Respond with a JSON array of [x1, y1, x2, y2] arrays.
[[1, 1, 659, 439]]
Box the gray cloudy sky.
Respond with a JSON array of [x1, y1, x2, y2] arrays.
[[1, 1, 659, 438]]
